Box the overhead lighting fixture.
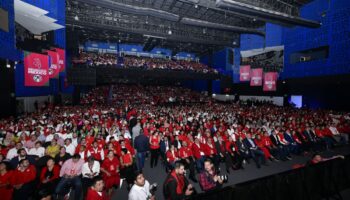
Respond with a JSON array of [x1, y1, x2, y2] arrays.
[[6, 60, 11, 68], [168, 30, 172, 35], [74, 15, 79, 21], [195, 4, 198, 8]]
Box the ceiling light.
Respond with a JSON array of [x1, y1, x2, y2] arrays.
[[74, 15, 79, 21], [195, 4, 198, 8], [168, 30, 172, 35]]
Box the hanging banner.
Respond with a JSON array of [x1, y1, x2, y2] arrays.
[[250, 68, 263, 86], [263, 72, 278, 91], [239, 65, 251, 82], [24, 51, 49, 87], [46, 50, 60, 79], [54, 48, 65, 72]]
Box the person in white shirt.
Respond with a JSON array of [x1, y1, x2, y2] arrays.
[[6, 143, 27, 160], [28, 141, 45, 157], [82, 156, 101, 196], [128, 172, 155, 200], [64, 138, 76, 156]]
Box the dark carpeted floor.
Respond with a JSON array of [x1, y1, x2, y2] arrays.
[[111, 145, 350, 200]]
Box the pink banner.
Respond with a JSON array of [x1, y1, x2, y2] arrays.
[[24, 51, 49, 87], [46, 50, 60, 79], [250, 68, 263, 86], [54, 48, 65, 72], [239, 65, 251, 82], [263, 72, 278, 91]]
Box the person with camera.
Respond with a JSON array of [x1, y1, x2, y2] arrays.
[[163, 161, 195, 200], [198, 158, 225, 192], [128, 171, 156, 200]]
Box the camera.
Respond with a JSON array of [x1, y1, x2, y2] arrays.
[[219, 174, 228, 183], [149, 183, 158, 195]]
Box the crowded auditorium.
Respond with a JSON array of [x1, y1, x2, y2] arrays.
[[1, 0, 350, 200]]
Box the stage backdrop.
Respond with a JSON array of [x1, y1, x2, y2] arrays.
[[24, 51, 49, 87]]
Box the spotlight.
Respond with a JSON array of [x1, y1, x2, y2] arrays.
[[6, 60, 10, 68], [195, 4, 198, 8], [74, 15, 79, 21], [168, 30, 172, 35]]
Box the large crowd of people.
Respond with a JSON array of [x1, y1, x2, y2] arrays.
[[0, 84, 349, 200], [72, 52, 218, 74]]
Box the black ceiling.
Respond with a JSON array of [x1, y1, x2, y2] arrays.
[[66, 0, 318, 55]]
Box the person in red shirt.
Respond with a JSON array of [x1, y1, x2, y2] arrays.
[[38, 158, 60, 196], [192, 137, 206, 172], [178, 141, 197, 182], [85, 177, 109, 200], [120, 148, 134, 190], [87, 141, 105, 161], [12, 158, 37, 200], [101, 150, 120, 197], [166, 145, 179, 171], [149, 132, 161, 168], [0, 162, 13, 200]]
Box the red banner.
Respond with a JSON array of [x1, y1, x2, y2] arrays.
[[46, 50, 60, 79], [54, 48, 65, 72], [250, 68, 263, 86], [263, 72, 278, 91], [240, 65, 251, 82], [24, 51, 49, 87]]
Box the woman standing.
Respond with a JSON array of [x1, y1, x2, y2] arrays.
[[120, 148, 134, 191], [149, 131, 161, 168]]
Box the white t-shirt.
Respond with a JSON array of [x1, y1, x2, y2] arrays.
[[28, 147, 45, 157], [128, 180, 151, 200], [82, 161, 100, 178]]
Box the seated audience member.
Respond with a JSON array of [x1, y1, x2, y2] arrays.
[[243, 134, 267, 168], [163, 161, 194, 200], [128, 172, 155, 200], [0, 161, 13, 200], [55, 154, 84, 200], [199, 158, 224, 192], [46, 139, 61, 158], [55, 146, 71, 166], [101, 150, 121, 196], [39, 158, 60, 196], [29, 141, 45, 158], [10, 148, 36, 168], [120, 148, 135, 190], [6, 142, 26, 160], [85, 176, 109, 200], [82, 156, 101, 196], [12, 158, 37, 200]]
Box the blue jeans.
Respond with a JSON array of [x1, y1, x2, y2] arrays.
[[137, 152, 146, 171], [55, 176, 82, 200]]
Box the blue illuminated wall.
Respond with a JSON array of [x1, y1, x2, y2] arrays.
[[15, 0, 72, 97], [0, 0, 19, 61], [281, 0, 350, 78]]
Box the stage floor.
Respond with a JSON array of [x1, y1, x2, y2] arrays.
[[111, 145, 350, 200]]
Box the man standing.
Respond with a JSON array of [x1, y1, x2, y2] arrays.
[[163, 161, 194, 200], [134, 131, 149, 172], [128, 172, 155, 200]]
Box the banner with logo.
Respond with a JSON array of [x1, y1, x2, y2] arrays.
[[54, 48, 65, 72], [263, 72, 278, 91], [24, 51, 49, 87], [250, 68, 263, 86], [46, 50, 60, 79], [239, 65, 251, 82]]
